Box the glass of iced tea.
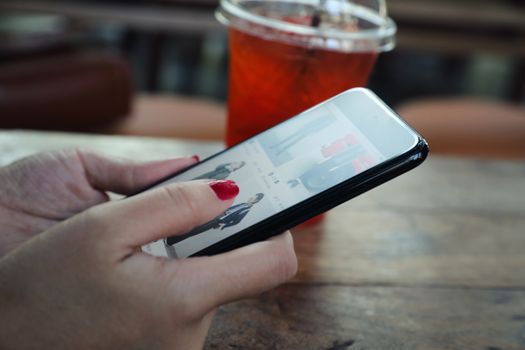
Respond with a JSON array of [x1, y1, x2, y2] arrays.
[[216, 0, 396, 146], [216, 0, 396, 224]]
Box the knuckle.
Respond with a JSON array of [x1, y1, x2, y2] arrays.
[[125, 159, 143, 190], [125, 166, 137, 190]]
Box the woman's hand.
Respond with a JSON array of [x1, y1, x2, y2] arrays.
[[0, 150, 198, 257], [0, 175, 297, 350]]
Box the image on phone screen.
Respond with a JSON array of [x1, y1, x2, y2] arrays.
[[146, 95, 392, 258]]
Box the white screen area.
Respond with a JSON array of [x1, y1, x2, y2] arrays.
[[142, 99, 387, 258]]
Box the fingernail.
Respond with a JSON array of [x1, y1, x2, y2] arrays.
[[192, 155, 200, 162], [209, 180, 239, 201]]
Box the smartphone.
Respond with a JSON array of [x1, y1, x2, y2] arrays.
[[141, 88, 428, 258]]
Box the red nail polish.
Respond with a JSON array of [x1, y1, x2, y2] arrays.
[[209, 180, 239, 201], [192, 155, 200, 162]]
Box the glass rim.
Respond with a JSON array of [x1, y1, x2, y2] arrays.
[[217, 0, 397, 51]]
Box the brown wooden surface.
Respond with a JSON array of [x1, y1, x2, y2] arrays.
[[207, 156, 525, 350], [1, 131, 524, 350]]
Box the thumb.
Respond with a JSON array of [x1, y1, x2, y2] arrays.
[[171, 231, 298, 316], [77, 150, 199, 195]]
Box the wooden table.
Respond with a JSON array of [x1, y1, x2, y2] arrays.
[[1, 130, 524, 349]]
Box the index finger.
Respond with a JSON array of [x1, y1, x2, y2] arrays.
[[84, 180, 238, 250]]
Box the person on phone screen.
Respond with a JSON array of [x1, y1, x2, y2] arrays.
[[166, 193, 265, 246], [192, 161, 246, 180]]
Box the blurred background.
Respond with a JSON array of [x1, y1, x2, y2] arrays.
[[1, 0, 524, 158]]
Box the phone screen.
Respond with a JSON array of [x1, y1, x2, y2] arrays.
[[142, 89, 418, 258]]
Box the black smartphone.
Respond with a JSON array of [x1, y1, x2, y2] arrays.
[[141, 88, 428, 258]]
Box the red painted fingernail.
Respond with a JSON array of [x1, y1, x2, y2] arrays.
[[192, 155, 200, 162], [209, 180, 239, 201]]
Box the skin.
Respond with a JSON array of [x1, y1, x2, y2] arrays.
[[0, 150, 297, 350]]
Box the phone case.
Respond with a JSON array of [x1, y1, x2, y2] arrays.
[[134, 88, 430, 258], [189, 137, 428, 257]]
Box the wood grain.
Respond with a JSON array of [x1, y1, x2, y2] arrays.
[[292, 208, 525, 288], [206, 285, 525, 350]]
